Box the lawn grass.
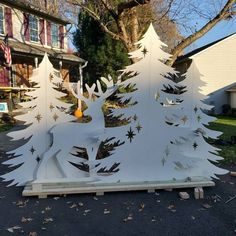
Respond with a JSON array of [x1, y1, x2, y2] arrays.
[[0, 124, 13, 132], [208, 115, 236, 164]]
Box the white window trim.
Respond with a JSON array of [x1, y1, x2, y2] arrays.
[[29, 15, 39, 43], [0, 5, 5, 36]]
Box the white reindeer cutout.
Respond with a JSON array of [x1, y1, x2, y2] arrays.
[[36, 75, 120, 180]]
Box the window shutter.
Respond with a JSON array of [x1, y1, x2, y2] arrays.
[[23, 13, 29, 41], [39, 19, 45, 45], [46, 21, 51, 46], [5, 7, 13, 37], [59, 25, 64, 49]]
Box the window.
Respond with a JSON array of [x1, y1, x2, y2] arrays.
[[51, 23, 59, 47], [0, 7, 4, 35], [29, 15, 39, 42]]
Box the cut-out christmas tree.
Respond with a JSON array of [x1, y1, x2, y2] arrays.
[[1, 54, 76, 186], [170, 61, 227, 178], [97, 24, 227, 183]]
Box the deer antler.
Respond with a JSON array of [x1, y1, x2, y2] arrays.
[[94, 75, 121, 100], [69, 81, 96, 103]]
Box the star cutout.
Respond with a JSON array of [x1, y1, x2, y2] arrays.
[[193, 142, 198, 150], [36, 156, 41, 163], [136, 122, 142, 133], [35, 113, 42, 123], [53, 113, 59, 121], [49, 73, 54, 82], [141, 47, 148, 57], [181, 115, 188, 124], [49, 103, 54, 112], [197, 115, 201, 122], [133, 114, 138, 121], [30, 146, 36, 154], [194, 106, 198, 113], [155, 92, 160, 101], [126, 127, 136, 143]]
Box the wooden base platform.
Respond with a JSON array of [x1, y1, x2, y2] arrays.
[[22, 178, 215, 198]]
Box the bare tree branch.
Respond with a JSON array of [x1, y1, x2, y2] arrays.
[[117, 0, 151, 14], [169, 0, 236, 66]]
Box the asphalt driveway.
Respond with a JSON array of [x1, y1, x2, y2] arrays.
[[0, 128, 235, 236]]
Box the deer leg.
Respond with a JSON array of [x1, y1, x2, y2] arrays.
[[36, 146, 61, 180], [55, 149, 75, 178], [87, 142, 100, 177]]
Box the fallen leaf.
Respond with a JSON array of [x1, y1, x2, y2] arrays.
[[139, 203, 145, 212], [21, 217, 33, 223], [7, 226, 22, 233], [151, 217, 156, 222], [45, 206, 51, 211], [104, 209, 110, 214], [202, 204, 212, 209], [43, 218, 54, 224], [123, 214, 133, 222], [16, 200, 29, 208], [70, 204, 77, 209], [167, 205, 175, 210], [29, 232, 37, 236]]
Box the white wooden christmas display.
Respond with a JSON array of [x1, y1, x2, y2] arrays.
[[1, 24, 227, 197]]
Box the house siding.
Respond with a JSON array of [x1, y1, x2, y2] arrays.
[[177, 35, 236, 114]]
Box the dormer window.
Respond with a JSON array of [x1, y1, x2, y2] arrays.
[[29, 15, 39, 42], [51, 23, 59, 47], [0, 6, 4, 35]]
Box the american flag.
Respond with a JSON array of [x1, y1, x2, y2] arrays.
[[0, 34, 12, 67]]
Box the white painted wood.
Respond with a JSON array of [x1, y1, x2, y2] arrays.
[[194, 188, 200, 199], [198, 187, 204, 199], [2, 24, 227, 195], [23, 180, 215, 197]]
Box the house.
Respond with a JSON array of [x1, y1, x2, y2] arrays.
[[175, 33, 236, 114], [0, 0, 84, 89]]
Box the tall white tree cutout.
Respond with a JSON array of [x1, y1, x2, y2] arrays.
[[97, 24, 227, 183], [1, 54, 76, 186], [170, 61, 227, 178]]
